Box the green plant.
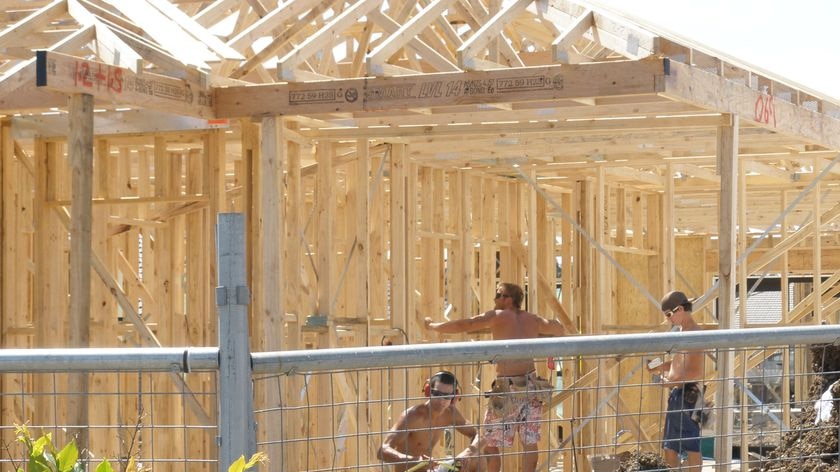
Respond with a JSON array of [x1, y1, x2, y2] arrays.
[[227, 452, 268, 472], [14, 424, 115, 472], [12, 423, 266, 472]]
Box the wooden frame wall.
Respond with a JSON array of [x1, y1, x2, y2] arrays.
[[0, 1, 839, 470]]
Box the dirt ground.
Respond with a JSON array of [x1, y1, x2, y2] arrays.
[[748, 344, 840, 472], [617, 450, 672, 471]]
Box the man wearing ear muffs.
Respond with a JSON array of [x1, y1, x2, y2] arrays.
[[378, 370, 479, 471]]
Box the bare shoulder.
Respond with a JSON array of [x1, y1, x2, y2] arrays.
[[475, 309, 502, 323], [524, 310, 548, 322], [401, 404, 430, 425], [443, 405, 466, 422]]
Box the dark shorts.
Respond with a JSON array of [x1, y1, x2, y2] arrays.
[[663, 383, 701, 453]]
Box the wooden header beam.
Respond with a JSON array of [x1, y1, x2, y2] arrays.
[[301, 114, 730, 139], [35, 50, 215, 119], [662, 60, 840, 151], [215, 57, 668, 118]]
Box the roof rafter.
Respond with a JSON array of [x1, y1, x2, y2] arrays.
[[229, 0, 340, 80], [0, 22, 93, 108], [226, 0, 322, 51], [366, 0, 456, 76], [145, 0, 244, 61], [366, 8, 459, 75], [457, 0, 529, 69], [108, 0, 217, 70], [0, 0, 68, 52], [551, 9, 591, 63], [277, 0, 384, 81], [67, 0, 142, 70]]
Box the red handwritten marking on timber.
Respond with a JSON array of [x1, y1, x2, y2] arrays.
[[72, 60, 124, 94], [74, 62, 92, 87], [754, 93, 776, 127]]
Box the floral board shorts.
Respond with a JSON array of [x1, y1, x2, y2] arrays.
[[483, 372, 547, 447]]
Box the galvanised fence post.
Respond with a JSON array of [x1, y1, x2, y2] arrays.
[[216, 213, 256, 470]]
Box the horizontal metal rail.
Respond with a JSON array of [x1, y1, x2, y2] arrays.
[[0, 347, 219, 372], [251, 325, 840, 374]]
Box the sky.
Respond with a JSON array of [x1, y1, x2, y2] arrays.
[[587, 0, 840, 101]]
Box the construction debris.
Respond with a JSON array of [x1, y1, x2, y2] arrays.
[[750, 344, 840, 472], [617, 450, 672, 471]]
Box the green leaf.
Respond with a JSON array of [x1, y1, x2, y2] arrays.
[[227, 455, 246, 472], [228, 452, 268, 472], [94, 459, 115, 472], [42, 450, 58, 472], [29, 455, 54, 472], [32, 433, 54, 457], [56, 440, 79, 472], [243, 452, 268, 469], [15, 424, 32, 448]]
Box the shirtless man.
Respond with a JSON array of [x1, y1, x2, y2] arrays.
[[378, 370, 477, 472], [424, 283, 565, 472], [647, 290, 705, 472]]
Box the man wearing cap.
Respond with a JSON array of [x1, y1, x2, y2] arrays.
[[647, 290, 705, 472]]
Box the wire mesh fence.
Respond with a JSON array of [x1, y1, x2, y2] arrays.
[[1, 327, 839, 472], [250, 327, 840, 472], [0, 349, 219, 472]]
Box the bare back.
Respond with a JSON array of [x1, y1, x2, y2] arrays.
[[488, 309, 549, 376], [425, 303, 564, 377]]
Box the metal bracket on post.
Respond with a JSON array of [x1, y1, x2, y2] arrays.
[[215, 286, 251, 306], [216, 213, 256, 470]]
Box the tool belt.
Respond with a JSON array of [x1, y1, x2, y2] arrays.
[[486, 372, 553, 415]]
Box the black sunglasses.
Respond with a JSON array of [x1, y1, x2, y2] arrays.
[[495, 292, 511, 299], [430, 389, 454, 398]]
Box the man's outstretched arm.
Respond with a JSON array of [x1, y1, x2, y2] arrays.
[[424, 311, 495, 334], [538, 316, 566, 336]]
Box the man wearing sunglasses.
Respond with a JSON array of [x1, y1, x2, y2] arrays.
[[647, 290, 705, 472], [424, 283, 565, 472], [378, 370, 478, 471]]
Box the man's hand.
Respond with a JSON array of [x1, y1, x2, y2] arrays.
[[424, 317, 435, 330], [405, 454, 434, 471]]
